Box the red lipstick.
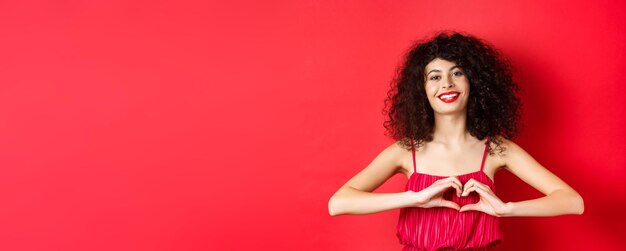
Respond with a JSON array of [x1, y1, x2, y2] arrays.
[[437, 91, 460, 103]]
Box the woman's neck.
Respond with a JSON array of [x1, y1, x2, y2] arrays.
[[431, 112, 473, 147]]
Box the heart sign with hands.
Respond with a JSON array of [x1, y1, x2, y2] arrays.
[[416, 176, 507, 217], [414, 176, 463, 210], [459, 178, 508, 217]]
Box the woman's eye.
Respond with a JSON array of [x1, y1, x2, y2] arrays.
[[430, 75, 441, 80], [453, 71, 464, 76]]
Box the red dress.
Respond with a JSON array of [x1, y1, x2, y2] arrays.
[[396, 137, 503, 250]]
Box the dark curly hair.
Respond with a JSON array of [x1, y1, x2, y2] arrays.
[[382, 31, 523, 155]]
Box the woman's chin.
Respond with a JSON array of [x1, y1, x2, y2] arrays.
[[433, 107, 466, 115]]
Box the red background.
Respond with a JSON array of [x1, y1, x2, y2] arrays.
[[1, 0, 625, 250]]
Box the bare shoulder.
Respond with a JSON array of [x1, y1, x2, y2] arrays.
[[492, 136, 577, 195], [382, 140, 409, 172], [339, 140, 407, 192], [491, 136, 527, 168], [485, 136, 508, 172]]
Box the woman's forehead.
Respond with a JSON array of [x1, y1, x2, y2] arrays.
[[425, 58, 459, 72]]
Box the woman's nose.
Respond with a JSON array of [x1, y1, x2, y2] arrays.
[[442, 77, 454, 88]]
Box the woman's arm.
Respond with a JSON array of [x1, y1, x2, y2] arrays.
[[328, 142, 419, 216], [329, 189, 418, 216], [498, 138, 584, 217]]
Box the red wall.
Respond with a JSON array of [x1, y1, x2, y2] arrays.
[[0, 0, 624, 250]]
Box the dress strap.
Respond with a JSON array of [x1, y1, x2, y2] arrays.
[[409, 138, 417, 173], [479, 136, 490, 172]]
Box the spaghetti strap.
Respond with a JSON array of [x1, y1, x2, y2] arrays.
[[409, 138, 416, 173], [479, 136, 490, 172]]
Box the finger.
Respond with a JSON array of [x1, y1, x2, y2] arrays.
[[439, 200, 460, 210], [462, 179, 475, 194], [466, 178, 489, 190], [462, 183, 476, 196], [445, 178, 463, 195], [439, 176, 462, 196], [470, 185, 502, 206], [447, 176, 463, 196], [459, 203, 479, 212], [472, 185, 492, 196], [462, 179, 489, 196], [435, 179, 462, 195], [462, 186, 481, 197], [464, 186, 496, 202], [438, 176, 462, 189]]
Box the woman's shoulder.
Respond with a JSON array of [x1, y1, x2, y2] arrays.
[[388, 139, 414, 176], [488, 135, 527, 165], [389, 138, 422, 157], [371, 140, 413, 171], [483, 135, 504, 168], [383, 140, 412, 160]]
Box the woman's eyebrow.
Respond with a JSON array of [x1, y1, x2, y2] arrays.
[[426, 65, 460, 75], [426, 69, 441, 75]]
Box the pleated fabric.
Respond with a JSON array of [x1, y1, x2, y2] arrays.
[[396, 137, 503, 250]]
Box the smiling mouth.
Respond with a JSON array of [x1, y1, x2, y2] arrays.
[[438, 92, 460, 103]]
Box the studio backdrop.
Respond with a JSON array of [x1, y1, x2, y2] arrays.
[[0, 0, 624, 250]]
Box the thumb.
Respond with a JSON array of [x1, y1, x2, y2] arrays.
[[459, 203, 479, 212], [439, 200, 460, 210]]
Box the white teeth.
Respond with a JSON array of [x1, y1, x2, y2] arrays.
[[439, 93, 459, 99]]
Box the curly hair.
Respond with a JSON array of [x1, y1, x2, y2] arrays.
[[382, 31, 523, 156]]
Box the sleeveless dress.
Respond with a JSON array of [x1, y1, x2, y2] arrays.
[[396, 137, 503, 250]]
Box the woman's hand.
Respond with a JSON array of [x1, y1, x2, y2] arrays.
[[413, 176, 463, 210], [459, 178, 509, 217]]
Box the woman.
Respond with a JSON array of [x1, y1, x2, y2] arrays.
[[327, 31, 584, 250]]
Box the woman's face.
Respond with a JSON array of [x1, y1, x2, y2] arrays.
[[423, 58, 470, 115]]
